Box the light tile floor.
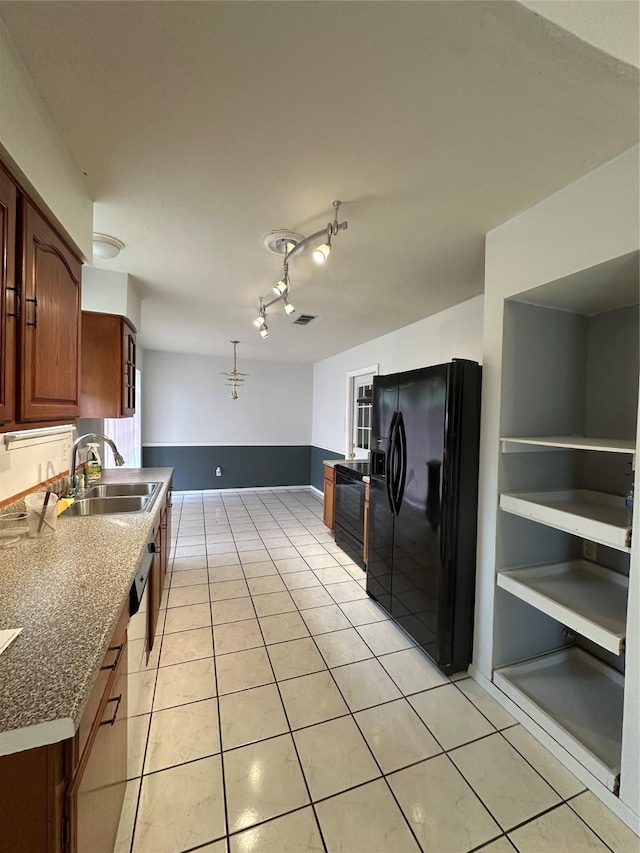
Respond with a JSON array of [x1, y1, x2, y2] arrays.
[[117, 488, 639, 853]]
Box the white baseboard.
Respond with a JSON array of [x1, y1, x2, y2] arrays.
[[173, 485, 319, 496], [309, 485, 323, 498]]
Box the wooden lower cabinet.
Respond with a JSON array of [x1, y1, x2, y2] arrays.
[[148, 490, 172, 655], [0, 741, 68, 853], [323, 464, 336, 531], [0, 604, 128, 853], [149, 524, 162, 649], [67, 635, 128, 853]]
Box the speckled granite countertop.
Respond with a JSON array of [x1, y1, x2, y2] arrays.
[[0, 467, 173, 756]]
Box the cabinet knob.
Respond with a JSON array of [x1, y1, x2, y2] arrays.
[[148, 542, 157, 554]]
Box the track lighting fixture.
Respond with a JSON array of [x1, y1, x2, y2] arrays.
[[253, 200, 347, 339]]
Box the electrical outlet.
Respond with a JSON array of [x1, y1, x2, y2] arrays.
[[583, 540, 597, 561], [215, 467, 222, 477]]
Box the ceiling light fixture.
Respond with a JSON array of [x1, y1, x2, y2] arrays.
[[220, 340, 249, 400], [92, 233, 124, 260], [253, 201, 347, 339], [312, 242, 330, 264]]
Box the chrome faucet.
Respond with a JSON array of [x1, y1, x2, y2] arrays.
[[68, 433, 125, 496]]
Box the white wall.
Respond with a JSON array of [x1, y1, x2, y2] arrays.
[[142, 350, 313, 447], [0, 429, 73, 503], [312, 295, 484, 454], [82, 267, 142, 330], [0, 23, 92, 258], [519, 1, 639, 68]]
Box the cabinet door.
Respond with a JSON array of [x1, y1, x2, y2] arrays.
[[80, 311, 122, 417], [19, 199, 81, 423], [122, 321, 136, 416], [0, 168, 16, 426], [323, 475, 336, 531], [148, 525, 163, 652], [70, 636, 128, 853], [0, 741, 67, 853]]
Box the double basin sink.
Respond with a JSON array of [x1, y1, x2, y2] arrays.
[[64, 482, 162, 516]]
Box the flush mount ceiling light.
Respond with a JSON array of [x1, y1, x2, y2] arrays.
[[220, 340, 249, 400], [92, 233, 124, 260], [253, 200, 347, 339]]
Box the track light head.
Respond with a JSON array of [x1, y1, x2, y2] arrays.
[[273, 280, 287, 296], [253, 315, 266, 329], [312, 243, 330, 264], [283, 300, 295, 316], [259, 326, 269, 339]]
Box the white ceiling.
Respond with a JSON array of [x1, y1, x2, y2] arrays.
[[1, 1, 638, 363]]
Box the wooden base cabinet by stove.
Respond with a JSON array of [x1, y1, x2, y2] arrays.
[[323, 464, 336, 531], [0, 604, 128, 853]]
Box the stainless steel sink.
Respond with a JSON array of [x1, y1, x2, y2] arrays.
[[83, 482, 161, 499], [64, 496, 152, 516]]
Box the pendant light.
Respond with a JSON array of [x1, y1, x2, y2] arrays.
[[220, 340, 249, 400]]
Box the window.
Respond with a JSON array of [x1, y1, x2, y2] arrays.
[[356, 382, 373, 451]]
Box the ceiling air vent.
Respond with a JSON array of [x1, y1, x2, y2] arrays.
[[293, 314, 317, 326]]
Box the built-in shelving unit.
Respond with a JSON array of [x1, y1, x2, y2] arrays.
[[494, 647, 624, 791], [500, 489, 632, 552], [497, 560, 628, 655], [487, 253, 638, 813]]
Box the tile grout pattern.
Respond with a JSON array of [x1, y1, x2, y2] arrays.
[[117, 488, 638, 853]]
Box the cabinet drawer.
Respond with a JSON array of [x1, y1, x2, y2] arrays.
[[69, 635, 128, 853], [77, 604, 128, 759]]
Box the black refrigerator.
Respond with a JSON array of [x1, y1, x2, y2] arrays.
[[366, 359, 481, 674]]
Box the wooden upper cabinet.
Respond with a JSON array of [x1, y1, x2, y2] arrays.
[[0, 168, 17, 425], [18, 199, 82, 424], [80, 311, 137, 418], [122, 319, 136, 416]]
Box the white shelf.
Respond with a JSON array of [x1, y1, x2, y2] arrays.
[[494, 648, 623, 792], [500, 436, 636, 457], [497, 560, 628, 655], [500, 489, 631, 553]]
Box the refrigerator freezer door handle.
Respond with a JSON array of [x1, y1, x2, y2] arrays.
[[395, 412, 408, 510], [385, 411, 399, 515], [390, 416, 403, 516]]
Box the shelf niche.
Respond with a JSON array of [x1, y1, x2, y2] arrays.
[[492, 257, 637, 807]]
